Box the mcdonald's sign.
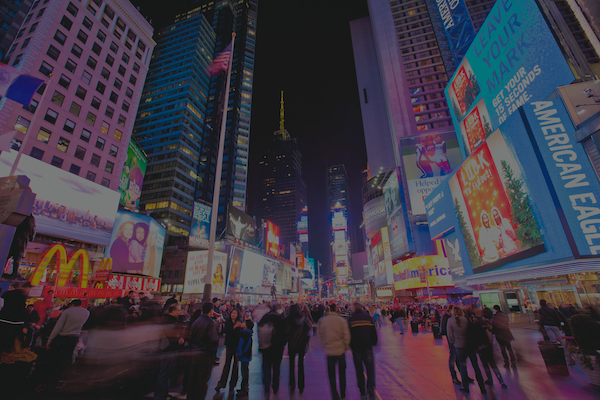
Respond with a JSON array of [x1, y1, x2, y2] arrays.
[[30, 244, 90, 288], [93, 258, 112, 281]]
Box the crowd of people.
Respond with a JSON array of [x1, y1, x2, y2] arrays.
[[1, 283, 598, 399]]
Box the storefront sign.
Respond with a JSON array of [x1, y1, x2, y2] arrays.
[[42, 286, 125, 298], [30, 244, 89, 288]]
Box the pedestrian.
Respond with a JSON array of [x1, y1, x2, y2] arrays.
[[187, 302, 219, 400], [440, 307, 462, 384], [318, 303, 350, 400], [491, 305, 516, 368], [311, 304, 321, 335], [348, 303, 378, 400], [236, 320, 254, 397], [472, 315, 507, 388], [391, 306, 405, 334], [285, 304, 312, 394], [537, 299, 566, 344], [154, 303, 184, 400], [447, 306, 486, 393], [215, 308, 242, 392], [258, 303, 286, 399]]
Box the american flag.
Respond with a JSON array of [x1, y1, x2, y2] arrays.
[[206, 44, 232, 76]]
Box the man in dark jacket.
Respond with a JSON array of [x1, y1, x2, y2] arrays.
[[285, 304, 312, 393], [491, 305, 516, 368], [188, 302, 218, 400], [154, 303, 183, 400], [441, 307, 462, 384], [258, 304, 286, 399], [537, 299, 566, 344], [348, 303, 378, 400]]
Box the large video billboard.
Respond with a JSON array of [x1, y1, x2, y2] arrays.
[[446, 0, 575, 157], [184, 250, 228, 295], [266, 221, 280, 257], [238, 250, 278, 288], [227, 205, 256, 244], [382, 169, 410, 258], [190, 202, 211, 248], [105, 210, 166, 277], [400, 132, 462, 215], [425, 0, 476, 64], [119, 140, 147, 211], [0, 152, 120, 246]]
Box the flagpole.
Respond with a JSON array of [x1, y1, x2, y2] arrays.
[[9, 75, 52, 176], [203, 33, 235, 304]]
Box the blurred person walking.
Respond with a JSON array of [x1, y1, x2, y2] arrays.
[[154, 303, 184, 400], [285, 304, 312, 393], [235, 320, 254, 397], [491, 305, 516, 368], [440, 307, 462, 384], [472, 315, 507, 388], [258, 303, 286, 399], [215, 308, 242, 393], [319, 303, 350, 400], [348, 303, 378, 400], [187, 302, 219, 400], [537, 299, 566, 344]]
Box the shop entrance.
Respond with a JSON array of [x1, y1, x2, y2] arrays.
[[536, 288, 579, 307], [504, 292, 521, 312]]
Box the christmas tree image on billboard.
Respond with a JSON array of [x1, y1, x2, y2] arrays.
[[456, 197, 482, 269]]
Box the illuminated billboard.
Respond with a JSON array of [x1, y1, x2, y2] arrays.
[[425, 0, 476, 64], [393, 253, 453, 291], [105, 211, 166, 278], [296, 252, 305, 269], [227, 205, 256, 244], [298, 206, 308, 243], [119, 140, 147, 211], [184, 250, 228, 295], [0, 152, 120, 246], [189, 202, 211, 248], [239, 250, 278, 288], [332, 211, 347, 231], [382, 169, 410, 258], [400, 132, 462, 215], [446, 0, 575, 157], [266, 221, 280, 257]]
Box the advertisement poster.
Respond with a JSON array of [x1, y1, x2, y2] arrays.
[[0, 152, 120, 246], [382, 169, 410, 258], [227, 205, 256, 244], [393, 253, 453, 290], [296, 252, 305, 269], [449, 131, 545, 273], [184, 250, 228, 294], [119, 140, 147, 211], [238, 250, 278, 289], [190, 202, 211, 248], [446, 0, 575, 157], [459, 99, 493, 155], [266, 221, 280, 257], [401, 132, 463, 215], [226, 247, 244, 294], [425, 0, 476, 64], [104, 211, 166, 278], [443, 231, 466, 280]]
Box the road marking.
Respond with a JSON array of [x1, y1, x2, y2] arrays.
[[363, 371, 383, 400]]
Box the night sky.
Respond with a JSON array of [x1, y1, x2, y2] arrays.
[[130, 0, 370, 275]]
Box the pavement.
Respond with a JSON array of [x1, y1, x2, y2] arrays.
[[30, 319, 600, 400]]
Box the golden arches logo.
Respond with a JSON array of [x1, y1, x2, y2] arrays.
[[30, 244, 90, 288]]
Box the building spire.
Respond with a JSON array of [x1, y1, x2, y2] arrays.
[[279, 91, 284, 131]]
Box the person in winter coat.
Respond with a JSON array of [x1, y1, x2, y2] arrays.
[[215, 308, 242, 392], [235, 320, 254, 397], [440, 307, 463, 384], [258, 304, 286, 399], [537, 299, 566, 344], [491, 305, 516, 368], [349, 303, 378, 400], [471, 315, 507, 388], [447, 307, 486, 394], [285, 304, 312, 393], [318, 303, 350, 400]]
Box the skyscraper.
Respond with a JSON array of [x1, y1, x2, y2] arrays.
[[0, 0, 33, 60], [0, 0, 154, 190], [327, 164, 353, 280], [257, 94, 307, 258]]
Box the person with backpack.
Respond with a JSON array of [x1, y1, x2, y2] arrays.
[[215, 308, 242, 393], [447, 306, 486, 394], [235, 320, 254, 397], [285, 304, 312, 394], [318, 303, 351, 400], [258, 303, 286, 399]]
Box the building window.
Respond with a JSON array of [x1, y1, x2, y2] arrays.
[[97, 30, 106, 42], [80, 128, 91, 143], [105, 54, 114, 66], [109, 144, 118, 157], [113, 78, 122, 90], [65, 59, 77, 73], [50, 156, 64, 168], [36, 8, 46, 18], [81, 70, 92, 85], [14, 116, 30, 134], [58, 74, 71, 89], [51, 91, 65, 107], [92, 42, 102, 55], [24, 14, 32, 25], [105, 106, 114, 118], [129, 74, 137, 85], [44, 108, 58, 124], [91, 96, 101, 109], [87, 4, 97, 16], [86, 112, 96, 126], [29, 22, 38, 33], [86, 171, 96, 182], [23, 100, 38, 114], [39, 61, 53, 76], [100, 178, 110, 187], [109, 91, 118, 103], [82, 16, 93, 30], [110, 41, 118, 53], [125, 87, 133, 99], [100, 120, 109, 134], [16, 29, 25, 39], [36, 127, 51, 143], [71, 43, 83, 58], [66, 2, 78, 16], [46, 45, 60, 61], [60, 16, 73, 30], [75, 85, 87, 100], [118, 114, 126, 127], [86, 56, 97, 70], [101, 67, 110, 80], [30, 147, 44, 160], [122, 53, 130, 64], [96, 81, 106, 94], [21, 38, 31, 49], [69, 164, 80, 175], [114, 129, 122, 141], [133, 62, 140, 73], [74, 145, 86, 160], [12, 54, 23, 66], [117, 65, 126, 76], [56, 136, 70, 152], [63, 119, 75, 134], [77, 30, 88, 44], [90, 153, 101, 167], [54, 30, 67, 45], [105, 160, 114, 173], [95, 137, 105, 150], [69, 101, 82, 117], [122, 101, 130, 112]]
